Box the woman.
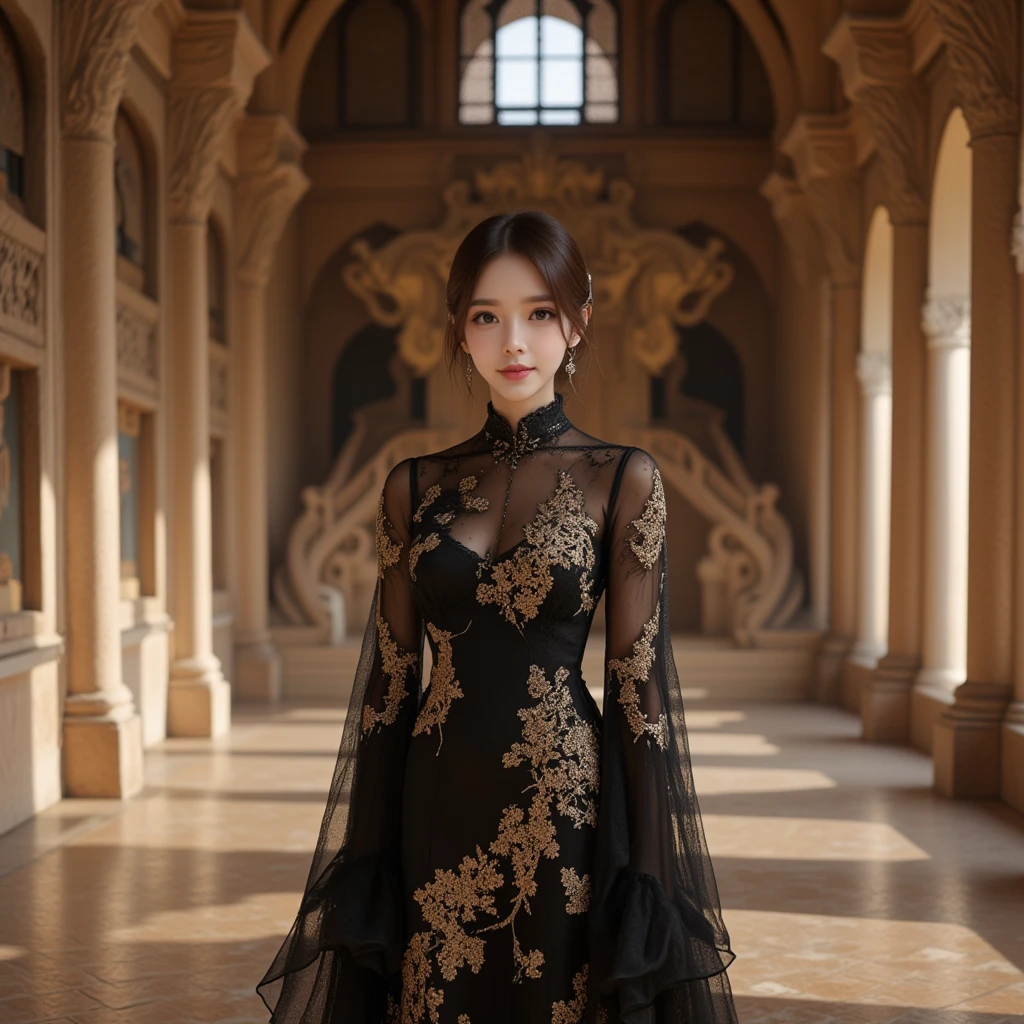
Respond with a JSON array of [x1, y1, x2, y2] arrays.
[[258, 211, 737, 1023]]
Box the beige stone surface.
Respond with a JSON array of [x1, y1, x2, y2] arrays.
[[1, 701, 1023, 1023]]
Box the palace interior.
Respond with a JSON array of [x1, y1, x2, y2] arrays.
[[0, 0, 1023, 1021]]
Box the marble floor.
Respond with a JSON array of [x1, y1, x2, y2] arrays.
[[1, 699, 1023, 1023]]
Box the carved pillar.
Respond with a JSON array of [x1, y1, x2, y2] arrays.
[[826, 16, 930, 742], [781, 117, 864, 705], [232, 115, 309, 701], [59, 0, 155, 798], [760, 173, 832, 679], [852, 352, 892, 672], [914, 295, 971, 750], [166, 12, 269, 737], [928, 0, 1018, 796]]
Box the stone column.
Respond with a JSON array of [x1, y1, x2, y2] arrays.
[[59, 0, 155, 798], [781, 116, 864, 706], [166, 12, 269, 737], [929, 0, 1018, 797], [913, 295, 970, 749], [232, 115, 309, 701], [851, 352, 892, 670]]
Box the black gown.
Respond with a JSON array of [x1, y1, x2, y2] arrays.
[[258, 393, 737, 1024]]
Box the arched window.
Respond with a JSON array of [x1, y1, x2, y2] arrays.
[[299, 0, 419, 132], [0, 11, 26, 205], [658, 0, 772, 130], [114, 111, 146, 270], [460, 0, 618, 125]]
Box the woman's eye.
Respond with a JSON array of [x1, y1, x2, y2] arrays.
[[531, 308, 557, 321], [472, 312, 498, 325]]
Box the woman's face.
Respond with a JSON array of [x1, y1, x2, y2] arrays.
[[459, 252, 585, 413]]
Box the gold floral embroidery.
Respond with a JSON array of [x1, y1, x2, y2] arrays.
[[475, 471, 598, 630], [459, 474, 490, 512], [436, 511, 455, 525], [560, 867, 591, 915], [414, 621, 472, 749], [458, 1017, 471, 1024], [552, 965, 589, 1024], [628, 464, 667, 571], [413, 484, 442, 524], [361, 609, 419, 735], [396, 661, 600, 1009], [607, 603, 669, 749], [408, 532, 440, 581], [376, 491, 403, 577]]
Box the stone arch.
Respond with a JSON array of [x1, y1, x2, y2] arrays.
[[929, 107, 971, 295], [861, 205, 894, 357], [113, 102, 162, 298], [0, 2, 47, 227]]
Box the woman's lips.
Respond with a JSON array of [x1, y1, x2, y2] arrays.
[[499, 366, 534, 381]]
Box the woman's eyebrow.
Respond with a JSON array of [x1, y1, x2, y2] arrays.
[[468, 294, 553, 307]]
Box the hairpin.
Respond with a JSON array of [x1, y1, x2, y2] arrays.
[[585, 271, 593, 307]]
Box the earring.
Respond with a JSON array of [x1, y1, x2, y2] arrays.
[[465, 357, 473, 389], [565, 345, 576, 379]]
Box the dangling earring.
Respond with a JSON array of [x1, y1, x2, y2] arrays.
[[465, 357, 474, 390], [565, 345, 576, 379]]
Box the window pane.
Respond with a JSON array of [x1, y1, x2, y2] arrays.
[[0, 375, 22, 593], [541, 15, 582, 57], [584, 102, 618, 123], [460, 103, 495, 124], [496, 16, 538, 58], [586, 52, 618, 103], [540, 108, 580, 125], [460, 54, 494, 104], [119, 429, 139, 579], [498, 108, 539, 125], [497, 57, 538, 107], [541, 58, 583, 107]]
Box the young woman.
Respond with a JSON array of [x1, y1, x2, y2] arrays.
[[258, 212, 737, 1023]]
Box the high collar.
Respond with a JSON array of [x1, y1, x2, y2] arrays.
[[483, 392, 572, 466]]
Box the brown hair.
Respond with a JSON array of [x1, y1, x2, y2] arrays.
[[443, 211, 593, 391]]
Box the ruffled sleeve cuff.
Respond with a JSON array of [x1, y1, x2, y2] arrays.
[[590, 870, 735, 1022], [317, 851, 406, 977]]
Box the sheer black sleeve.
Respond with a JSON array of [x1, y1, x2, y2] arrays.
[[589, 448, 737, 1024], [257, 458, 424, 1023]]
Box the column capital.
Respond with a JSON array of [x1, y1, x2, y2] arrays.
[[60, 0, 158, 142], [823, 16, 928, 225], [856, 349, 892, 396], [928, 0, 1019, 140], [760, 172, 825, 287], [235, 115, 310, 289], [921, 292, 971, 349], [168, 11, 271, 225], [781, 114, 863, 287]]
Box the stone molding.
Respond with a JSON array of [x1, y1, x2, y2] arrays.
[[781, 115, 863, 287], [928, 0, 1019, 139], [856, 350, 893, 396], [824, 16, 928, 224], [759, 172, 825, 287], [0, 216, 43, 341], [168, 12, 270, 224], [921, 293, 971, 350], [235, 115, 310, 289], [60, 0, 158, 142]]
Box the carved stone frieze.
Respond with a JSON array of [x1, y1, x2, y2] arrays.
[[825, 18, 928, 224], [235, 116, 310, 289], [759, 172, 825, 287], [342, 136, 734, 377], [60, 0, 158, 141], [116, 301, 157, 378], [928, 0, 1019, 139], [921, 293, 971, 350], [781, 115, 863, 287], [0, 227, 41, 331], [168, 13, 270, 224]]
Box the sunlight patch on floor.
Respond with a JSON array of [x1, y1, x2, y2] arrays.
[[694, 765, 838, 795]]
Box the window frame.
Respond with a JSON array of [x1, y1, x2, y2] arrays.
[[457, 0, 621, 128]]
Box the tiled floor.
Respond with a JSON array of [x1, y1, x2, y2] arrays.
[[2, 699, 1023, 1023]]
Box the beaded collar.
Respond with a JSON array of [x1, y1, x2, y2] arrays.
[[483, 393, 572, 467]]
